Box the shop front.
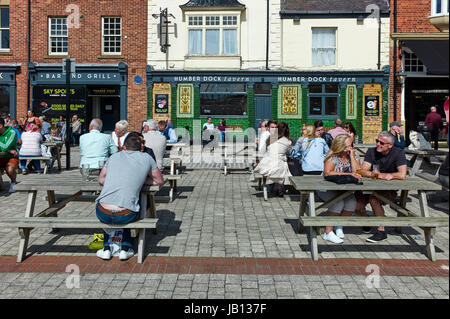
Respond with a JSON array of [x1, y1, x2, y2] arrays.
[[0, 63, 20, 119], [146, 68, 389, 143], [28, 62, 127, 133]]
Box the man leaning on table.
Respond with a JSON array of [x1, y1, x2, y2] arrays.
[[355, 131, 407, 243], [95, 134, 164, 261], [79, 119, 118, 172]]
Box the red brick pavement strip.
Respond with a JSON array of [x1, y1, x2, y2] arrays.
[[0, 256, 448, 277]]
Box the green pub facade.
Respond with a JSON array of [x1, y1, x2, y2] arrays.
[[146, 67, 390, 143]]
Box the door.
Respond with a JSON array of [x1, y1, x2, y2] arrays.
[[100, 97, 120, 133], [254, 83, 273, 132]]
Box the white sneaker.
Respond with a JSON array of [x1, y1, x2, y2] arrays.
[[334, 226, 345, 239], [8, 182, 16, 193], [119, 248, 134, 261], [323, 231, 344, 244], [96, 248, 112, 260]]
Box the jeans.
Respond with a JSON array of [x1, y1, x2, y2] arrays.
[[95, 204, 138, 248], [19, 155, 41, 171], [431, 130, 440, 150], [72, 132, 81, 145]]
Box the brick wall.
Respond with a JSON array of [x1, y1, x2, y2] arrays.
[[0, 0, 29, 119], [26, 0, 147, 131], [388, 0, 441, 123]]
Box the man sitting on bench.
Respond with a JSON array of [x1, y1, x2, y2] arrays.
[[95, 133, 164, 261], [356, 131, 407, 243]]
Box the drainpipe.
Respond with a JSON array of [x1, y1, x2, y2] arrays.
[[393, 0, 398, 121], [266, 0, 269, 70], [27, 0, 31, 111], [377, 13, 381, 70]]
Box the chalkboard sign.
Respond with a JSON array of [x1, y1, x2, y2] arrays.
[[364, 95, 380, 117], [154, 94, 169, 114]]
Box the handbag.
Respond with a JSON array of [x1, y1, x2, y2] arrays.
[[324, 175, 362, 185]]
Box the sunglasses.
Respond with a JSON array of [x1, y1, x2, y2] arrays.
[[376, 139, 391, 146]]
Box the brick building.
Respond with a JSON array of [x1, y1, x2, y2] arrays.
[[0, 0, 28, 120], [1, 0, 148, 133], [389, 0, 449, 140]]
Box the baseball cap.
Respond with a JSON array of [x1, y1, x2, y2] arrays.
[[389, 121, 402, 128]]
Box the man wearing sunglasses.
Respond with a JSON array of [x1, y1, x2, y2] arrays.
[[355, 131, 407, 242]]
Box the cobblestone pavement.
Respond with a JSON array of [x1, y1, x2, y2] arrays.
[[0, 146, 448, 299]]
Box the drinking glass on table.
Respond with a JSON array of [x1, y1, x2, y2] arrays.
[[81, 164, 90, 182], [372, 164, 380, 180]]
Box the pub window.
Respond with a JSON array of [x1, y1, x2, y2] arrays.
[[0, 6, 10, 50], [431, 0, 449, 15], [102, 17, 122, 55], [308, 84, 340, 118], [49, 17, 68, 55], [312, 28, 336, 66], [188, 14, 239, 56], [0, 86, 10, 118], [200, 83, 247, 117], [403, 50, 426, 73]]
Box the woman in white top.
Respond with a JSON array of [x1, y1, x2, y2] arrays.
[[254, 122, 292, 197], [19, 123, 43, 174], [111, 120, 129, 151]]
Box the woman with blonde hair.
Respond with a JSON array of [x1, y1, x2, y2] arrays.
[[111, 120, 129, 151], [300, 124, 329, 175], [319, 134, 361, 243]]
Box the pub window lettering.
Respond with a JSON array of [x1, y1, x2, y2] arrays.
[[102, 17, 122, 55], [188, 14, 239, 56], [49, 17, 68, 55], [0, 6, 9, 50]]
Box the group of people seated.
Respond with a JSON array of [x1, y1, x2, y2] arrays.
[[253, 118, 411, 244]]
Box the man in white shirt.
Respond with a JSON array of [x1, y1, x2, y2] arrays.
[[79, 119, 117, 169], [144, 119, 167, 170]]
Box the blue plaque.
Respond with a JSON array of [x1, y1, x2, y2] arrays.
[[134, 76, 143, 85]]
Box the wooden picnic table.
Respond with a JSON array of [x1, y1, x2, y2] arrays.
[[404, 148, 448, 176], [18, 141, 64, 174], [289, 175, 448, 261], [354, 144, 376, 156], [166, 142, 186, 175], [2, 174, 164, 263], [43, 141, 63, 171]]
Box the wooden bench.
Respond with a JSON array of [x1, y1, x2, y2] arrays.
[[19, 156, 57, 174], [299, 216, 448, 262], [416, 172, 449, 192], [252, 173, 268, 201], [0, 217, 157, 264]]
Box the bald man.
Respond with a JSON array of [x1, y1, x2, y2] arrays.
[[425, 106, 443, 150]]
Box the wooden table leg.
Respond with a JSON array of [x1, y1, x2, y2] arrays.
[[148, 193, 157, 235], [137, 228, 145, 264], [307, 191, 319, 261], [418, 190, 436, 261], [409, 155, 422, 176], [298, 192, 307, 233], [18, 191, 37, 262], [395, 190, 409, 233]]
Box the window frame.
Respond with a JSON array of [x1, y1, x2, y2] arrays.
[[307, 83, 340, 119], [0, 6, 9, 51], [186, 12, 240, 57], [431, 0, 449, 16], [402, 48, 427, 75], [311, 27, 337, 67], [199, 82, 248, 118], [48, 17, 68, 56], [102, 16, 122, 56]]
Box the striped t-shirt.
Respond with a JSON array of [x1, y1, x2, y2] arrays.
[[19, 132, 42, 156]]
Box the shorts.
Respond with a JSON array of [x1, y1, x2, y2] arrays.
[[0, 157, 19, 170], [317, 190, 357, 214]]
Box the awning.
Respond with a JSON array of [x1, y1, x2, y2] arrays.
[[403, 40, 449, 75]]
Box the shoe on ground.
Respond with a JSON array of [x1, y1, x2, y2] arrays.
[[8, 182, 16, 193], [362, 226, 371, 233], [22, 169, 28, 175], [96, 248, 112, 260], [334, 226, 345, 239], [323, 231, 344, 244], [366, 230, 387, 243], [119, 248, 134, 261]]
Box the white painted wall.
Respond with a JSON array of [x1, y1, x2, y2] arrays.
[[147, 0, 280, 70], [281, 17, 390, 71]]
